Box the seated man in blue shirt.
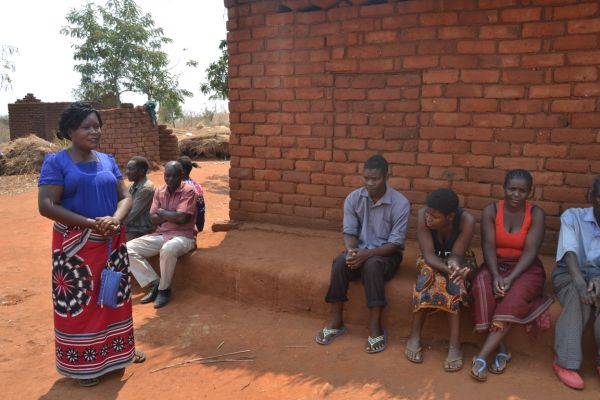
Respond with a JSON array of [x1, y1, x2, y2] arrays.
[[552, 176, 600, 390], [315, 155, 410, 353]]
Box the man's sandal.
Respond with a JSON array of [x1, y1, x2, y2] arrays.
[[365, 331, 387, 354], [470, 357, 488, 382], [405, 343, 424, 363], [315, 326, 347, 345], [488, 352, 511, 374]]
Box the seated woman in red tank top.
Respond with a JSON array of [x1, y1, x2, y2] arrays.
[[470, 169, 553, 382]]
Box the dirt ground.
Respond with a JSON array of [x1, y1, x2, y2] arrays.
[[1, 161, 599, 400]]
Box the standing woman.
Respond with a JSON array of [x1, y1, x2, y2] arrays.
[[38, 102, 145, 387], [406, 188, 476, 372], [470, 169, 553, 382]]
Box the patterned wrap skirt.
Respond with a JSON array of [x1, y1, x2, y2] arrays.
[[470, 256, 553, 333], [412, 250, 478, 314], [51, 223, 134, 379]]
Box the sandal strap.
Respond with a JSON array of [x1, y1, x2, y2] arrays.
[[473, 357, 487, 374], [367, 335, 384, 346], [322, 327, 341, 338], [494, 352, 511, 368]]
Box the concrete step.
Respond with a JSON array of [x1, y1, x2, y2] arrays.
[[155, 222, 593, 359]]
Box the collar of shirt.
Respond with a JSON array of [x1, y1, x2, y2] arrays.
[[359, 185, 392, 206], [583, 207, 600, 237], [161, 181, 186, 195]]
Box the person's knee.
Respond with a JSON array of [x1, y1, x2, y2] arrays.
[[331, 253, 348, 272], [362, 257, 385, 278], [160, 243, 179, 258]]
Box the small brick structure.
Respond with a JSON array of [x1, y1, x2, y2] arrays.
[[225, 0, 600, 253], [7, 95, 180, 168]]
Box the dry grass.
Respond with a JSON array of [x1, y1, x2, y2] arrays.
[[164, 111, 230, 130], [0, 135, 60, 176]]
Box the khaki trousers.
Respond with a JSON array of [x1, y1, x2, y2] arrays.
[[127, 234, 196, 290]]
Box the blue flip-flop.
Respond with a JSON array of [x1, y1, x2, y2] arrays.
[[489, 352, 512, 374], [315, 326, 347, 345], [470, 357, 488, 382]]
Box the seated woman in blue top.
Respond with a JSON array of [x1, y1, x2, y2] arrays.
[[38, 102, 145, 387]]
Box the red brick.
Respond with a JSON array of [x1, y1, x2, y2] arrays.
[[445, 84, 483, 97], [419, 12, 458, 26], [484, 85, 525, 99], [457, 41, 496, 54], [461, 70, 500, 83], [574, 83, 600, 97], [543, 186, 587, 203], [365, 31, 398, 44], [440, 55, 479, 68], [403, 56, 439, 69], [254, 191, 281, 203], [455, 127, 493, 141], [324, 162, 356, 175], [568, 18, 600, 34], [551, 99, 596, 113], [421, 98, 458, 112], [269, 181, 296, 194], [472, 141, 510, 155], [420, 127, 456, 139], [411, 178, 449, 192], [529, 84, 571, 98], [525, 114, 569, 128], [523, 144, 568, 157], [501, 99, 544, 114], [459, 10, 499, 25], [430, 140, 470, 154], [494, 156, 540, 171], [423, 70, 460, 84], [473, 114, 513, 127], [380, 43, 417, 57], [555, 66, 598, 82], [326, 185, 353, 199], [468, 168, 506, 184], [438, 26, 477, 39], [553, 34, 598, 50], [572, 114, 600, 128], [545, 159, 589, 173], [530, 171, 564, 186], [254, 147, 281, 159], [460, 98, 497, 112], [366, 88, 401, 101], [568, 50, 600, 65], [400, 27, 436, 40], [522, 53, 564, 67], [370, 113, 405, 126], [392, 165, 428, 178], [359, 59, 394, 72], [336, 113, 368, 125], [294, 161, 323, 172], [479, 25, 520, 39], [480, 55, 521, 68], [267, 136, 295, 147], [522, 22, 565, 37], [333, 138, 365, 150], [499, 39, 541, 53], [428, 167, 466, 180], [572, 145, 600, 159], [551, 129, 595, 144], [501, 7, 541, 22], [311, 173, 342, 186], [432, 112, 471, 127], [417, 153, 453, 167], [554, 3, 598, 19], [254, 169, 282, 181], [240, 157, 266, 169], [564, 173, 595, 188], [502, 70, 544, 84], [385, 101, 420, 113], [453, 181, 492, 196]]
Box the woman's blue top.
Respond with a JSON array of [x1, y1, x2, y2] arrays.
[[38, 149, 123, 219]]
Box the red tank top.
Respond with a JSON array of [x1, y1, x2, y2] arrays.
[[495, 200, 532, 258]]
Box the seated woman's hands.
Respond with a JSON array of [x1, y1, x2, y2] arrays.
[[448, 259, 470, 285], [493, 275, 514, 298]]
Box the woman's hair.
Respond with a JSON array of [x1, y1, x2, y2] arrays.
[[503, 169, 533, 191], [130, 156, 149, 174], [364, 154, 388, 175], [57, 102, 102, 140], [177, 156, 198, 176], [426, 188, 459, 216]]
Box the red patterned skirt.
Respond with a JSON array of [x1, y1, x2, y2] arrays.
[[51, 223, 134, 379], [471, 256, 553, 333]]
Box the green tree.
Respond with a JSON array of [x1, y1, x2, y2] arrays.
[[0, 45, 18, 91], [158, 91, 184, 126], [200, 39, 228, 100], [61, 0, 190, 107]]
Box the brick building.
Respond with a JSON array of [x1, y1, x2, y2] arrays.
[[225, 0, 600, 253]]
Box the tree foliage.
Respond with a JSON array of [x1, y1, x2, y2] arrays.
[[61, 0, 190, 107], [0, 45, 18, 92], [200, 39, 228, 100]]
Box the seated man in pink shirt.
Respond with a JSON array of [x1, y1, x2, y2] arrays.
[[127, 161, 197, 308]]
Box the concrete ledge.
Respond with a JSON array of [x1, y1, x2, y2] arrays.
[[154, 223, 594, 357]]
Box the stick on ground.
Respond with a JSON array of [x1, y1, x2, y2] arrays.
[[150, 349, 252, 373]]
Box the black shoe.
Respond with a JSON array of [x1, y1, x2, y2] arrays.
[[154, 289, 171, 309], [140, 281, 159, 304]]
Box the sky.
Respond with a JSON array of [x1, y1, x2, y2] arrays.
[[0, 0, 228, 116]]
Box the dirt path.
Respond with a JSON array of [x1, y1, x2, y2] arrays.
[[0, 161, 598, 399]]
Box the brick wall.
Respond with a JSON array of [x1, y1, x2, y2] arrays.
[[158, 124, 180, 162], [8, 94, 71, 142], [226, 0, 600, 253], [97, 104, 161, 168]]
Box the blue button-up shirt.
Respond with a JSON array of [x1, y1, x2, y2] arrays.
[[555, 207, 600, 280], [342, 185, 410, 252]]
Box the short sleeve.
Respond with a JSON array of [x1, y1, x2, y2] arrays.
[[556, 209, 580, 262], [176, 187, 197, 214], [108, 154, 123, 180], [38, 153, 64, 186]]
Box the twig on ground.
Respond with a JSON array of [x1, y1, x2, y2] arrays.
[[198, 357, 255, 365], [150, 349, 252, 373], [217, 341, 225, 350], [240, 381, 252, 391]]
